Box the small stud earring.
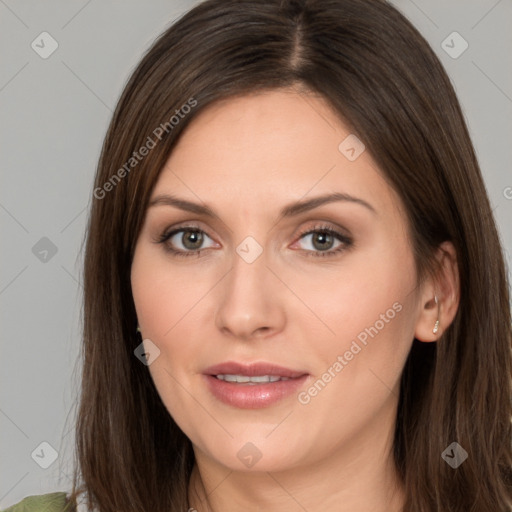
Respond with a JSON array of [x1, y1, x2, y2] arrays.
[[432, 295, 440, 335]]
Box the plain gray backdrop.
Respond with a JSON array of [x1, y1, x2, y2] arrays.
[[1, 0, 511, 508]]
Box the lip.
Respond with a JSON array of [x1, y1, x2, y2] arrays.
[[203, 361, 309, 409], [203, 361, 307, 379]]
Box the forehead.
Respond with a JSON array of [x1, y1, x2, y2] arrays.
[[167, 88, 345, 173], [152, 88, 401, 220]]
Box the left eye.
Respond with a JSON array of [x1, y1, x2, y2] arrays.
[[296, 230, 343, 252]]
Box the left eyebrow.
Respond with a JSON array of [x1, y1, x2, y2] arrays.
[[277, 192, 377, 218], [147, 191, 377, 219]]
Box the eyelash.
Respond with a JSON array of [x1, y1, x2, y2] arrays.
[[155, 223, 353, 258]]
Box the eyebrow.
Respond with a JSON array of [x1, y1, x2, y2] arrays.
[[148, 192, 377, 218]]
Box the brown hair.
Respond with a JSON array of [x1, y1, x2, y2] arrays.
[[69, 0, 512, 510]]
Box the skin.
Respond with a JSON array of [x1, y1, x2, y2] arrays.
[[130, 87, 459, 512]]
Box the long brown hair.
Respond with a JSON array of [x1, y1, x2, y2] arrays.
[[69, 0, 512, 510]]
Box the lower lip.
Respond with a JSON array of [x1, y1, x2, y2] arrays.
[[204, 374, 309, 409]]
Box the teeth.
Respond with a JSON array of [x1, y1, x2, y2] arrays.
[[216, 374, 291, 383]]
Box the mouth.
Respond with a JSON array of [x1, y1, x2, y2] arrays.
[[215, 374, 292, 384], [202, 361, 309, 409]]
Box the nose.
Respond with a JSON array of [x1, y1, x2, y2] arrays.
[[214, 245, 286, 341]]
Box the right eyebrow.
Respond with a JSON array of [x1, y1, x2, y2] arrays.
[[148, 194, 217, 217]]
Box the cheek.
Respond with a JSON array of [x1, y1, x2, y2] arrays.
[[306, 237, 418, 395], [305, 244, 416, 352], [131, 244, 209, 338], [131, 246, 204, 425], [323, 271, 414, 354], [131, 245, 216, 389], [288, 262, 417, 455]]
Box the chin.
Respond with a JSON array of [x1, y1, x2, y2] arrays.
[[191, 431, 312, 473]]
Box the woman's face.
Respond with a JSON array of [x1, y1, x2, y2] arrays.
[[131, 88, 425, 473]]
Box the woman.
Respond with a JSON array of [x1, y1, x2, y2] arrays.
[[5, 0, 511, 510]]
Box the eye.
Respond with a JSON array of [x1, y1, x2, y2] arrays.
[[155, 223, 353, 259], [293, 224, 353, 258], [156, 225, 217, 257]]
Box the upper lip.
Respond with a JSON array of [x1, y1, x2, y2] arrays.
[[203, 361, 308, 379]]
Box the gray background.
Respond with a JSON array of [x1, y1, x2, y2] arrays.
[[1, 0, 511, 508]]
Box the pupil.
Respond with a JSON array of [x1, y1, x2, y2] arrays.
[[313, 232, 332, 251], [184, 230, 203, 249]]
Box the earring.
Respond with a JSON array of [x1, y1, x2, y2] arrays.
[[432, 295, 440, 335], [136, 325, 142, 339]]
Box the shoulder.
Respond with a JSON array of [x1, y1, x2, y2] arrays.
[[1, 492, 74, 512]]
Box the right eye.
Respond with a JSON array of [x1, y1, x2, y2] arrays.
[[156, 226, 218, 257]]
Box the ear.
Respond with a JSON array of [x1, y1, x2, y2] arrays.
[[414, 241, 460, 342]]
